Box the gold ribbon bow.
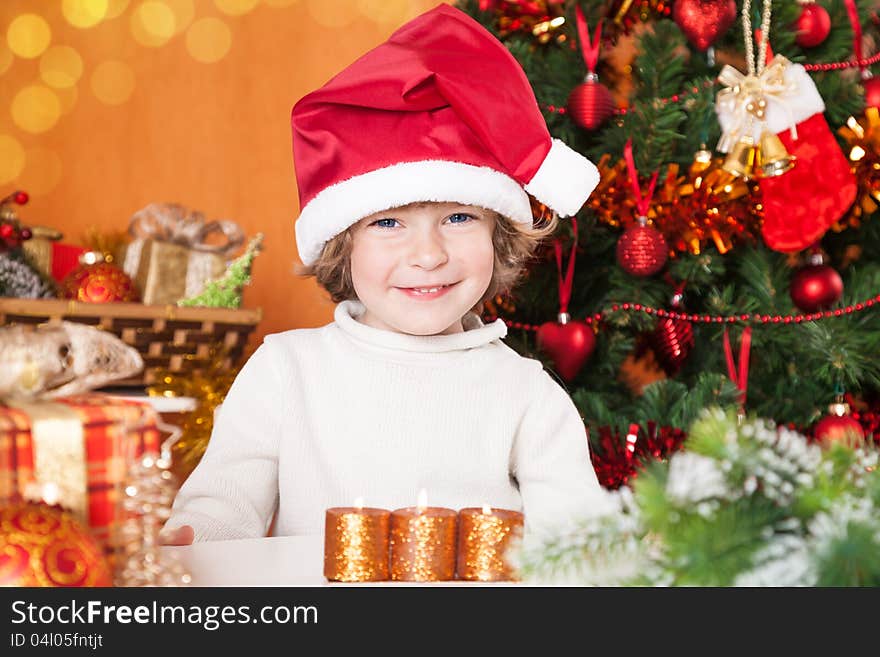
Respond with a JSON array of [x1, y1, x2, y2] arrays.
[[715, 55, 797, 153], [128, 202, 244, 256]]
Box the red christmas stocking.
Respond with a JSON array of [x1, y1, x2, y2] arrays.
[[717, 57, 856, 253]]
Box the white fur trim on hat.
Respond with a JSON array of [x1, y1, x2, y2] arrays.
[[294, 160, 532, 266], [524, 138, 601, 217]]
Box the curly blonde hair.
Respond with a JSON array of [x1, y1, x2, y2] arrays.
[[296, 204, 558, 310]]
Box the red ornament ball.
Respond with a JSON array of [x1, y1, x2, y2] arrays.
[[864, 76, 880, 109], [537, 317, 596, 381], [673, 0, 737, 51], [61, 261, 139, 303], [794, 2, 831, 48], [13, 190, 29, 205], [567, 77, 615, 131], [790, 264, 843, 312], [650, 316, 694, 376], [617, 223, 668, 276], [0, 221, 25, 252], [0, 501, 112, 586], [814, 413, 866, 448]]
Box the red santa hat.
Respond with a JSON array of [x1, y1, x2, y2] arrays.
[[291, 3, 600, 266]]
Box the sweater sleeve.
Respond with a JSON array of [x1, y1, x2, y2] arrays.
[[162, 342, 283, 542], [511, 367, 608, 536]]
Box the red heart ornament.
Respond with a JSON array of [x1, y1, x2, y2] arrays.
[[537, 319, 596, 382], [673, 0, 736, 51]]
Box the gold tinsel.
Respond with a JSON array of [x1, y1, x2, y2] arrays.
[[589, 152, 762, 255], [146, 344, 241, 484], [836, 107, 880, 232], [610, 0, 672, 33], [489, 0, 568, 45], [82, 227, 129, 265], [114, 452, 191, 586]]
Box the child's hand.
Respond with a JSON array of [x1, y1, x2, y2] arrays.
[[159, 525, 194, 546]]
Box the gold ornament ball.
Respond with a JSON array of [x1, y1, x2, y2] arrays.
[[0, 501, 112, 587], [61, 262, 139, 303]]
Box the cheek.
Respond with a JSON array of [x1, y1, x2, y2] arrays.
[[350, 238, 390, 289], [461, 234, 496, 279]]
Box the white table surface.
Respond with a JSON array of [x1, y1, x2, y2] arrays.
[[160, 535, 521, 587], [105, 392, 198, 413]]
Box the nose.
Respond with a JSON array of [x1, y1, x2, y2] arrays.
[[407, 226, 449, 269]]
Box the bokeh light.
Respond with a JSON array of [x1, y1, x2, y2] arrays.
[[40, 46, 84, 89], [186, 18, 232, 64], [91, 60, 135, 105], [357, 0, 410, 25], [130, 1, 176, 47], [263, 0, 300, 6], [214, 0, 260, 16], [7, 14, 52, 59], [105, 0, 132, 19], [62, 0, 109, 28], [166, 0, 195, 35], [12, 85, 61, 134], [306, 0, 358, 28], [0, 135, 26, 186], [19, 148, 64, 197]]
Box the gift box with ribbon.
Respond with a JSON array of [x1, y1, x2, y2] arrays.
[[121, 203, 245, 305], [0, 393, 162, 550], [19, 226, 61, 279]]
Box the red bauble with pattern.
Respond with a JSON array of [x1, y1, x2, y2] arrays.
[[864, 77, 880, 109], [0, 501, 112, 587], [61, 262, 139, 303], [650, 315, 694, 376], [567, 77, 615, 131], [794, 2, 831, 48], [789, 264, 843, 312], [673, 0, 736, 51], [814, 413, 865, 447], [537, 318, 596, 381], [616, 224, 668, 276]]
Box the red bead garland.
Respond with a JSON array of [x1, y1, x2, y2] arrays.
[[485, 293, 880, 332], [543, 54, 880, 118]]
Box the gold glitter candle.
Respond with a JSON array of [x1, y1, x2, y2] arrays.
[[323, 504, 390, 582], [390, 494, 457, 581], [456, 506, 524, 581]]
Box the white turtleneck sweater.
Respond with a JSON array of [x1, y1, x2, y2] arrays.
[[165, 300, 605, 541]]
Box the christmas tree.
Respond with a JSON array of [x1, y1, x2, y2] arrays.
[[177, 233, 264, 309], [456, 0, 880, 487]]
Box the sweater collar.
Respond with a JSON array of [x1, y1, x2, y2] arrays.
[[334, 299, 507, 353]]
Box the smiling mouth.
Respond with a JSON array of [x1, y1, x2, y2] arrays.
[[396, 282, 457, 297]]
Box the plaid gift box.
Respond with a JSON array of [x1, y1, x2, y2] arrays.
[[0, 393, 161, 549]]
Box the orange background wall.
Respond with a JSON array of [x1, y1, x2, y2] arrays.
[[0, 0, 446, 353]]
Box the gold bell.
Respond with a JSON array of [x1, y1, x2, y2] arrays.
[[757, 129, 796, 177], [722, 135, 759, 179]]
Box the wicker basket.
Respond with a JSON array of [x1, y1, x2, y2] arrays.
[[0, 298, 262, 387]]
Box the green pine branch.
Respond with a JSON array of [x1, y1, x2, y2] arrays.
[[178, 233, 264, 308]]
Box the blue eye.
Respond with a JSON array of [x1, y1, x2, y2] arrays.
[[448, 213, 474, 224], [372, 218, 399, 228]]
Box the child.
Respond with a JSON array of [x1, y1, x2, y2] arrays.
[[161, 4, 606, 546]]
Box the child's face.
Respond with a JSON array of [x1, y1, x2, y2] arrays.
[[349, 202, 496, 335]]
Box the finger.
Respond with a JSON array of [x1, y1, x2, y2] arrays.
[[160, 525, 194, 546]]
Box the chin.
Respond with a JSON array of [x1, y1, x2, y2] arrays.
[[395, 317, 459, 336]]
